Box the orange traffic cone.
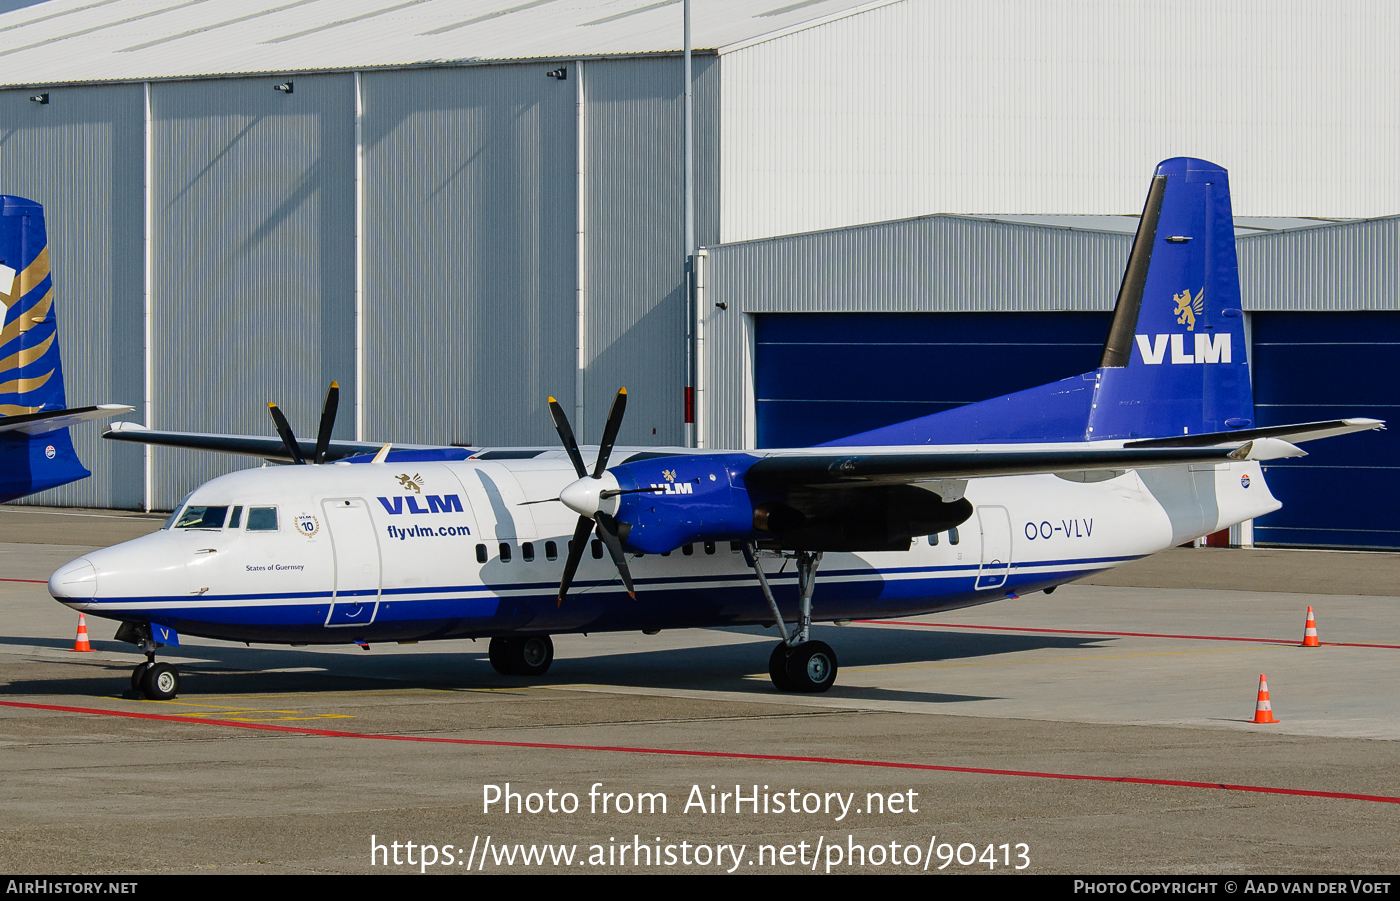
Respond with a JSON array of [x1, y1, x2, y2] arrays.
[[1252, 673, 1276, 724], [72, 613, 92, 652], [1302, 606, 1320, 647]]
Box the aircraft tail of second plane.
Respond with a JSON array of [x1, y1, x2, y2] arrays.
[[0, 196, 126, 501]]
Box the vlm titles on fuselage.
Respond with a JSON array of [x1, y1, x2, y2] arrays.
[[52, 159, 1382, 701]]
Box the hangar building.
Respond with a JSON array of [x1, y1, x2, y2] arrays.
[[0, 0, 1395, 549]]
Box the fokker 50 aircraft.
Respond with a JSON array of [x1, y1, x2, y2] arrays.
[[50, 159, 1381, 702], [0, 196, 132, 501]]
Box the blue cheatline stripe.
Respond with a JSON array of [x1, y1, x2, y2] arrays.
[[73, 554, 1142, 607], [74, 562, 1129, 617]]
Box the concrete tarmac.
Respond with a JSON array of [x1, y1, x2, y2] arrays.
[[0, 506, 1396, 875]]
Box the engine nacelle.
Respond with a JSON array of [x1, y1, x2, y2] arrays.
[[609, 453, 759, 553], [609, 453, 974, 554]]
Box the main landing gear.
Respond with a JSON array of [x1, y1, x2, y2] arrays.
[[746, 545, 839, 693], [488, 635, 555, 677]]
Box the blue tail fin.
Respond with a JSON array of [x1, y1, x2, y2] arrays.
[[0, 195, 89, 499], [824, 157, 1253, 447]]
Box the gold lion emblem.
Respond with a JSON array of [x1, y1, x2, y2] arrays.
[[396, 473, 423, 494], [1172, 288, 1205, 331], [662, 469, 677, 483]]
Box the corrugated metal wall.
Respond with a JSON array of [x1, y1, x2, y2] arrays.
[[584, 55, 719, 446], [699, 216, 1133, 448], [362, 62, 577, 449], [0, 84, 145, 508], [700, 213, 1400, 449], [151, 74, 356, 509], [1238, 217, 1400, 311], [720, 0, 1400, 242]]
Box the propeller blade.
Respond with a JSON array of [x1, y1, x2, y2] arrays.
[[547, 396, 588, 479], [558, 515, 595, 606], [313, 381, 339, 465], [594, 511, 635, 598], [267, 403, 305, 464], [592, 387, 627, 479]]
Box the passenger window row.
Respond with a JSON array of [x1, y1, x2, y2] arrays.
[[926, 527, 960, 546], [473, 538, 750, 564], [476, 540, 561, 565]]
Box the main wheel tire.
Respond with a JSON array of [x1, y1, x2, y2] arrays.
[[785, 640, 838, 693], [488, 637, 518, 675], [141, 662, 180, 701], [130, 663, 150, 693], [488, 636, 554, 677], [515, 635, 554, 676], [768, 643, 795, 691]]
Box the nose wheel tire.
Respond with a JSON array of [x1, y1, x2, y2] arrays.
[[140, 663, 180, 700], [770, 640, 837, 693], [130, 662, 151, 694], [488, 635, 555, 677]]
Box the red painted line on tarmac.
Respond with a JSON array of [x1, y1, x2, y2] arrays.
[[2, 699, 1397, 805], [0, 578, 47, 584], [857, 620, 1400, 650]]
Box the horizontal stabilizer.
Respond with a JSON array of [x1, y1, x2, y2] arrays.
[[0, 404, 134, 436], [1125, 418, 1384, 449]]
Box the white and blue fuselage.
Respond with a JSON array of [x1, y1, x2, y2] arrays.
[[48, 449, 1278, 645]]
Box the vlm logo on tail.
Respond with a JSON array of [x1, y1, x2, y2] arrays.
[[1173, 288, 1204, 330], [1135, 286, 1231, 365]]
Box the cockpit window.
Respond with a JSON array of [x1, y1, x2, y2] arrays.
[[246, 507, 279, 531], [162, 492, 195, 530], [174, 505, 229, 530]]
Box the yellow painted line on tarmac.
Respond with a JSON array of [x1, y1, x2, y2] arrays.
[[137, 698, 355, 721], [191, 688, 452, 702]]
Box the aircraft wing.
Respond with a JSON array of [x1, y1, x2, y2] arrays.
[[103, 421, 389, 462], [742, 443, 1287, 490], [1123, 418, 1384, 448], [0, 404, 135, 436], [742, 419, 1385, 490]]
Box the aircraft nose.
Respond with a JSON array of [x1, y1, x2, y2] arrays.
[[49, 557, 97, 601]]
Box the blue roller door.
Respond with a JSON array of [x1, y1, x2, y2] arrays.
[[755, 312, 1113, 447], [1251, 312, 1400, 549]]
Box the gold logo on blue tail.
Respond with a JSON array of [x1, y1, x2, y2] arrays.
[[1172, 288, 1205, 331], [0, 244, 55, 415]]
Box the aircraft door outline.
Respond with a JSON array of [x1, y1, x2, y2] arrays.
[[322, 497, 383, 627], [975, 505, 1012, 590]]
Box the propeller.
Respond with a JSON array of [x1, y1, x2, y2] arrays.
[[548, 389, 638, 605], [268, 381, 340, 464]]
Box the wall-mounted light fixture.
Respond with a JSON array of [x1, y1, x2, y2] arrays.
[[545, 67, 567, 80], [273, 81, 293, 94], [714, 302, 728, 310], [28, 93, 48, 105]]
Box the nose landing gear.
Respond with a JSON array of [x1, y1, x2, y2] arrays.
[[133, 661, 180, 701], [117, 623, 181, 700]]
